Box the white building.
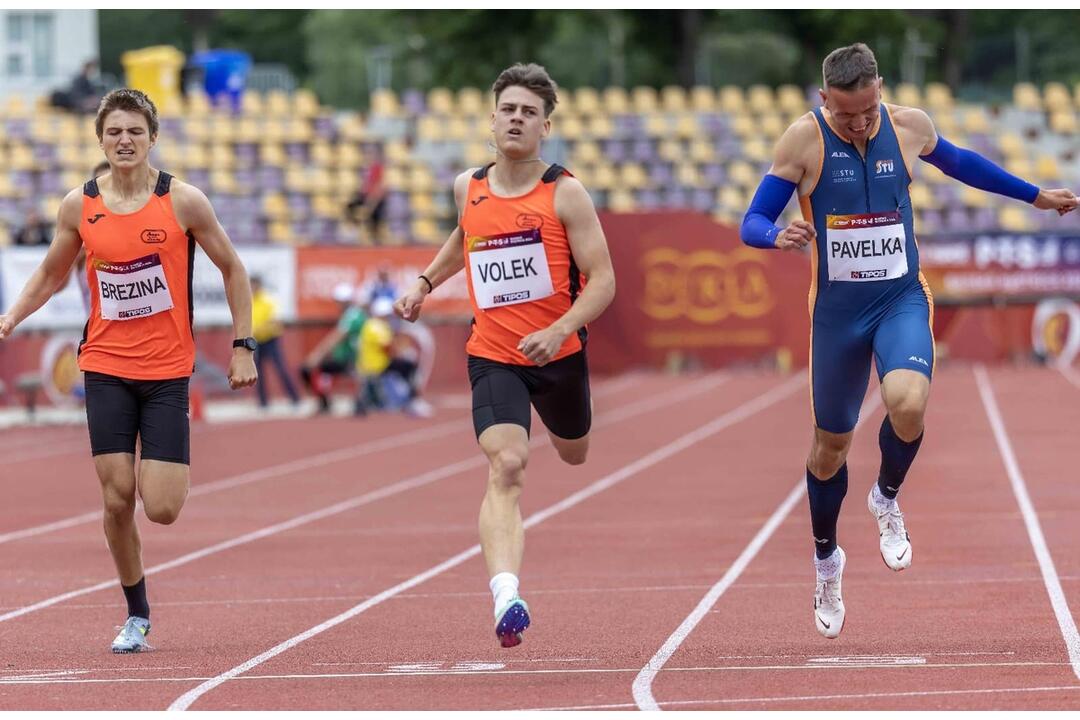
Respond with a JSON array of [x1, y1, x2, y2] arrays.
[[0, 9, 97, 101]]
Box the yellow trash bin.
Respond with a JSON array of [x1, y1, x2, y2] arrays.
[[120, 45, 185, 108]]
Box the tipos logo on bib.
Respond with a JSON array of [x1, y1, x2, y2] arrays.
[[95, 253, 174, 321], [825, 211, 908, 282], [467, 229, 554, 309]]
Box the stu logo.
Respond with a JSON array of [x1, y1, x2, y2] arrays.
[[875, 159, 895, 174]]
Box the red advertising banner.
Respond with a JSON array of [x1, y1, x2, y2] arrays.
[[919, 233, 1080, 303], [588, 212, 811, 373], [295, 246, 473, 321]]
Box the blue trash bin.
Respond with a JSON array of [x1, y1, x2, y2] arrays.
[[189, 49, 251, 111]]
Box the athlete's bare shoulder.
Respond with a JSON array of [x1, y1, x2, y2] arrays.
[[770, 112, 821, 184], [453, 168, 476, 212], [885, 104, 937, 153], [57, 186, 84, 229]]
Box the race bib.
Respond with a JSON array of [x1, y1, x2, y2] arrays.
[[825, 212, 908, 282], [95, 253, 174, 321], [467, 229, 554, 309]]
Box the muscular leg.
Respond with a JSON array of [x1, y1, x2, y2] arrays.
[[478, 423, 530, 578], [95, 452, 142, 586], [548, 432, 588, 466], [138, 459, 190, 525], [876, 368, 929, 498], [806, 428, 854, 558]]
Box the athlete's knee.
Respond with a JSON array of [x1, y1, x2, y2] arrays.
[[143, 499, 182, 525], [887, 390, 927, 440], [808, 433, 851, 479], [555, 438, 588, 466], [488, 447, 528, 489], [102, 490, 136, 521]]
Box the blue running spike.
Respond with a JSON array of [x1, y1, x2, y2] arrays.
[[494, 597, 530, 648]]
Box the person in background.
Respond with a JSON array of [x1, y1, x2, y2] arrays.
[[13, 208, 52, 246], [301, 283, 367, 415], [345, 145, 387, 244], [251, 275, 300, 409]]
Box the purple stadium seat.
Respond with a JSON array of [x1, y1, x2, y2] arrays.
[[286, 193, 311, 218], [385, 192, 410, 221], [256, 167, 284, 191], [691, 188, 714, 212], [234, 143, 259, 168], [402, 89, 426, 116], [602, 140, 627, 163], [918, 209, 942, 235], [943, 207, 971, 232], [631, 139, 656, 163], [662, 187, 689, 209], [636, 189, 661, 210], [648, 162, 673, 187], [5, 119, 29, 139], [313, 116, 337, 141], [284, 143, 308, 163], [701, 163, 727, 187], [186, 169, 211, 187]]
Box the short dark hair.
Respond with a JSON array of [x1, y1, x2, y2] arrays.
[[491, 63, 558, 117], [822, 43, 879, 92], [95, 88, 159, 140]]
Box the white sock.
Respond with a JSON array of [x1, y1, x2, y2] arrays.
[[871, 484, 898, 513], [489, 572, 519, 616], [814, 548, 843, 580]]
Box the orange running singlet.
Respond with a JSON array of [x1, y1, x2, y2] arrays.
[[461, 163, 584, 365], [78, 172, 196, 380]]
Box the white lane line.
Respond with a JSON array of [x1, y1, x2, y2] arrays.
[[0, 659, 1070, 687], [0, 371, 638, 546], [1058, 363, 1080, 391], [529, 683, 1080, 711], [166, 374, 802, 711], [632, 392, 883, 711], [0, 373, 731, 625], [974, 364, 1080, 681]]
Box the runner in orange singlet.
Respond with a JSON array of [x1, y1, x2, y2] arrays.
[[0, 89, 257, 653], [395, 64, 616, 649]]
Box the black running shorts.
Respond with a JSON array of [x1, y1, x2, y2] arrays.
[[84, 371, 191, 464], [467, 350, 591, 441]]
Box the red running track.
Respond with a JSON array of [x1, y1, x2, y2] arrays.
[[0, 365, 1078, 711]]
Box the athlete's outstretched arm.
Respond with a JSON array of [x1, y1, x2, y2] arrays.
[[0, 188, 84, 339], [172, 182, 257, 389], [909, 108, 1078, 214], [518, 176, 616, 366], [741, 117, 818, 251], [395, 171, 470, 322]]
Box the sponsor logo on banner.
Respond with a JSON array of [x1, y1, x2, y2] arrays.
[[1032, 298, 1080, 366], [639, 247, 774, 323]]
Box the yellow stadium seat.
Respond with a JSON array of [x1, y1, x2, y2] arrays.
[[210, 169, 237, 194], [259, 143, 286, 168], [1005, 157, 1033, 180], [676, 163, 701, 187], [293, 89, 320, 117], [427, 87, 454, 116], [585, 114, 613, 140], [240, 90, 265, 116], [309, 141, 333, 169], [185, 91, 212, 116], [284, 168, 310, 194], [741, 138, 770, 164], [924, 83, 953, 112], [960, 185, 991, 209], [590, 164, 617, 191], [309, 168, 333, 195], [716, 186, 745, 212], [416, 115, 445, 142], [908, 181, 939, 210], [444, 117, 470, 142], [262, 193, 289, 221], [408, 166, 434, 194], [553, 113, 584, 142], [457, 87, 485, 116], [759, 113, 786, 140], [234, 118, 261, 144], [384, 141, 411, 166], [689, 86, 716, 112], [340, 114, 368, 142], [10, 145, 37, 171], [934, 111, 958, 137], [266, 90, 290, 116], [571, 140, 601, 166], [335, 142, 363, 170], [688, 139, 715, 164], [1035, 155, 1061, 183], [285, 118, 314, 143], [1050, 112, 1078, 135], [997, 133, 1025, 159], [607, 189, 637, 213], [209, 143, 236, 170], [960, 108, 990, 134], [464, 142, 492, 168], [383, 166, 407, 191], [619, 163, 649, 190], [601, 86, 630, 115], [777, 85, 806, 114], [181, 144, 209, 170], [661, 85, 687, 113], [369, 88, 400, 116], [1012, 82, 1042, 112], [184, 117, 210, 144], [727, 160, 756, 190], [574, 87, 601, 116], [712, 209, 738, 227], [311, 194, 339, 220], [747, 85, 775, 114], [645, 113, 669, 138], [268, 220, 292, 244], [56, 143, 83, 170], [631, 86, 659, 114], [998, 206, 1033, 232], [894, 83, 921, 108], [919, 161, 947, 185], [61, 170, 86, 190], [718, 86, 746, 114], [658, 139, 683, 163], [334, 168, 360, 195], [730, 113, 756, 140], [1044, 82, 1071, 113], [411, 218, 441, 244], [410, 192, 435, 218], [673, 114, 698, 140]]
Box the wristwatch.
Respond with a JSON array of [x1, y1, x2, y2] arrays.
[[233, 336, 258, 352]]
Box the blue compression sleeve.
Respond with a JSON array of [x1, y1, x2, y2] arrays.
[[741, 174, 798, 249], [920, 136, 1040, 204]]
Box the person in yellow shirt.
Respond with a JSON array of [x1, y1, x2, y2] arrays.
[[251, 275, 300, 408], [357, 297, 430, 416]]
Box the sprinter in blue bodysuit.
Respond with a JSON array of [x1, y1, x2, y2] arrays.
[[740, 42, 1077, 639]]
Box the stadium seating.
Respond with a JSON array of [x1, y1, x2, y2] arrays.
[[0, 81, 1078, 247]]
